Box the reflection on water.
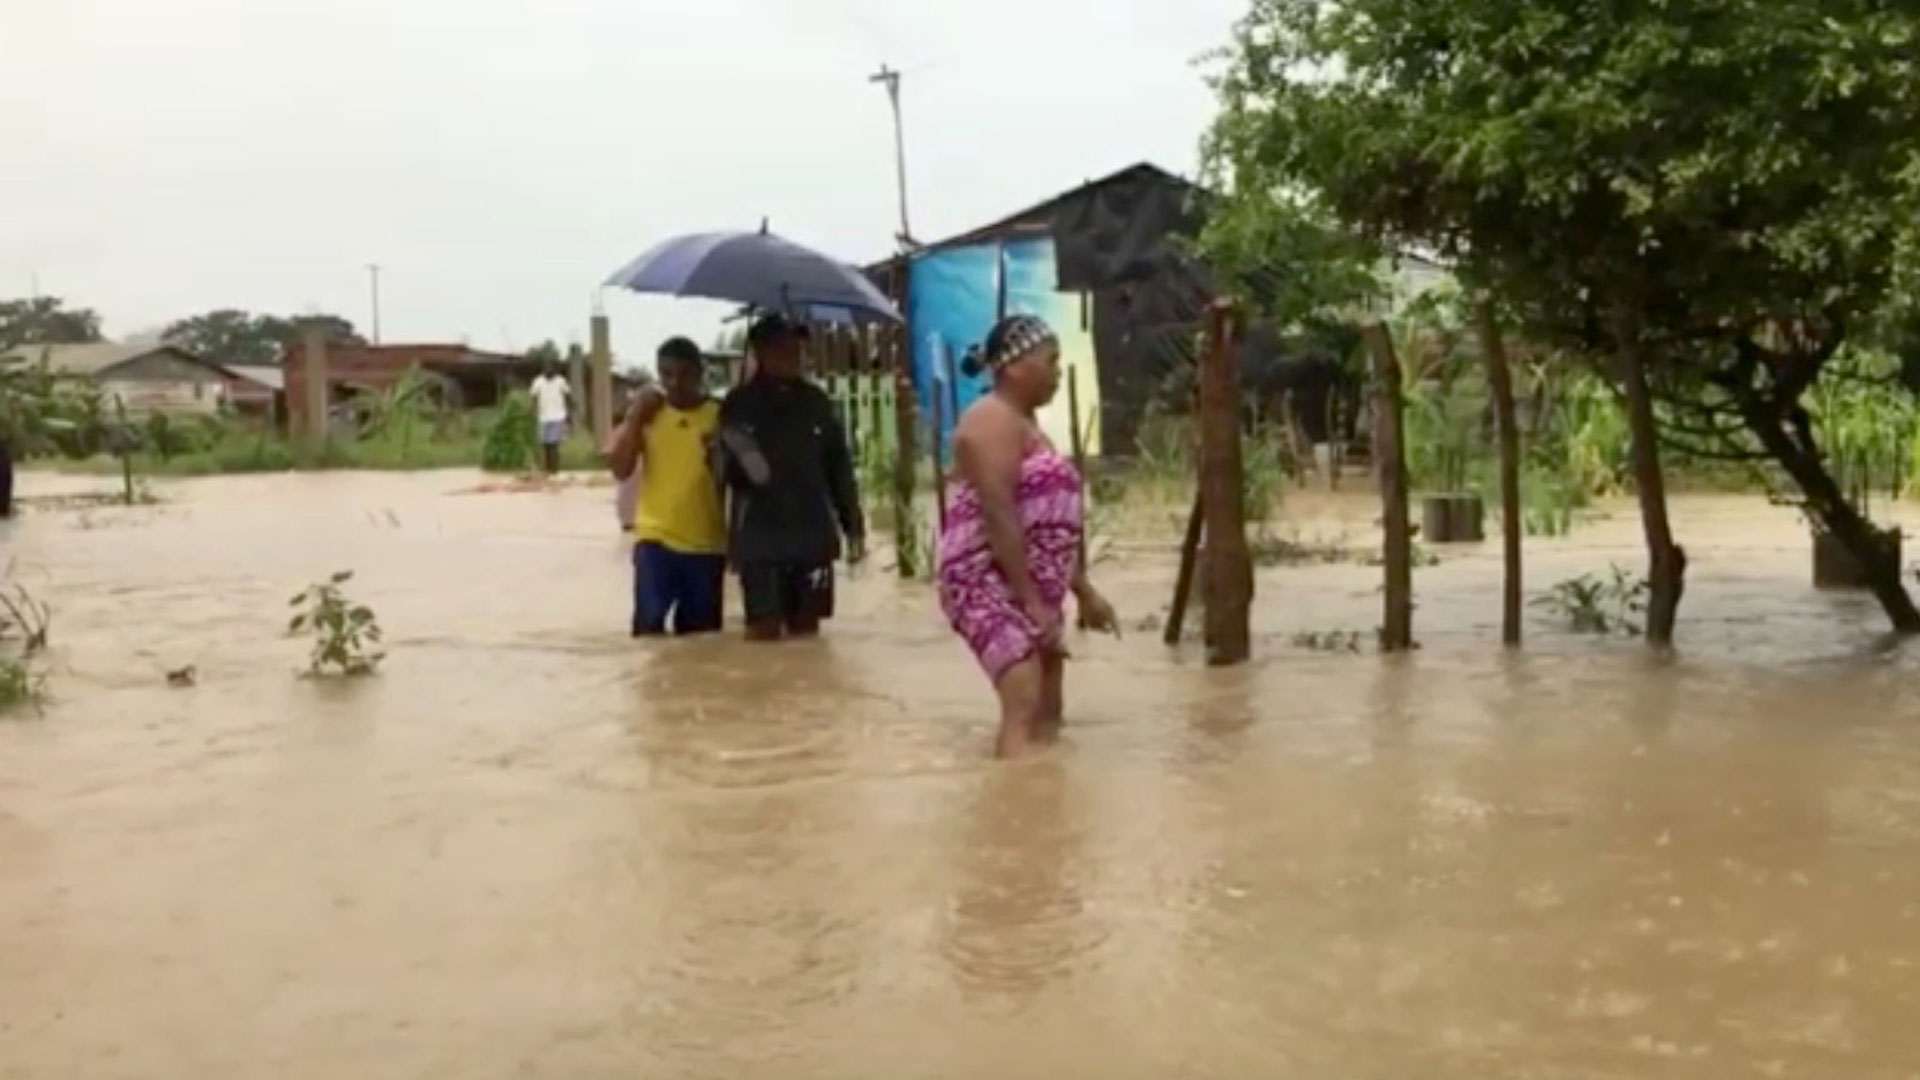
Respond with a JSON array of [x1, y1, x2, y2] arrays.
[[3, 471, 1920, 1077], [943, 762, 1094, 1001]]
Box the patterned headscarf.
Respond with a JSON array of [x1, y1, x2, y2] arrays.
[[979, 314, 1058, 373]]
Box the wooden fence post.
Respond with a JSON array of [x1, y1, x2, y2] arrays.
[[1476, 301, 1523, 647], [887, 325, 920, 578], [1067, 366, 1090, 626], [1163, 491, 1205, 646], [1364, 322, 1414, 651], [1198, 302, 1252, 665]]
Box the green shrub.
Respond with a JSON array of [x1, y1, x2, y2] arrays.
[[481, 392, 536, 472]]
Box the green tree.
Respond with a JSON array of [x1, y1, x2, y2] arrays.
[[0, 297, 103, 352], [164, 310, 363, 366], [1204, 0, 1920, 637]]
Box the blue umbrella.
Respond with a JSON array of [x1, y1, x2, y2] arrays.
[[603, 227, 901, 323]]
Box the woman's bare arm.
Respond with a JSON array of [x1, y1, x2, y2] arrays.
[[954, 404, 1039, 608]]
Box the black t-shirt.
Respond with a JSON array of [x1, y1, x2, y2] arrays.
[[717, 375, 864, 566]]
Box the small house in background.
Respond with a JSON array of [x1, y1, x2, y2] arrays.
[[864, 162, 1455, 459], [219, 365, 286, 423], [280, 341, 543, 425], [864, 162, 1208, 457], [0, 343, 228, 414]]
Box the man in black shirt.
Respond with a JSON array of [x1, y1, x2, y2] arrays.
[[718, 314, 865, 640]]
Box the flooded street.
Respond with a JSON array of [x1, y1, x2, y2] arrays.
[[5, 471, 1920, 1078]]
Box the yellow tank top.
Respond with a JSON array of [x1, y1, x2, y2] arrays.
[[633, 399, 725, 554]]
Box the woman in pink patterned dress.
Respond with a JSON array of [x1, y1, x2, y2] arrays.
[[939, 315, 1118, 758]]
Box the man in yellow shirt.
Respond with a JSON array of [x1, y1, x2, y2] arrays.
[[607, 338, 726, 636]]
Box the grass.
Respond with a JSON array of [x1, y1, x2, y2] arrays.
[[49, 425, 604, 477]]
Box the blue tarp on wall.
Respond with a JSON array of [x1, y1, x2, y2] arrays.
[[905, 242, 996, 450], [905, 237, 1069, 449]]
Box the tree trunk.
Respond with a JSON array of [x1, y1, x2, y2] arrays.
[[1363, 323, 1414, 651], [1611, 311, 1684, 646], [1198, 303, 1252, 665], [1476, 302, 1523, 647], [1736, 392, 1920, 632]]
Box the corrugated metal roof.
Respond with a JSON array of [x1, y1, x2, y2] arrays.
[[0, 342, 216, 377], [223, 364, 285, 390]]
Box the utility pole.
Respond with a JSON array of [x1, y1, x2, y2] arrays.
[[366, 263, 383, 345], [868, 64, 914, 248]]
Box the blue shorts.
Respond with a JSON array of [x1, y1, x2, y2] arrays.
[[538, 420, 566, 446], [632, 542, 725, 636]]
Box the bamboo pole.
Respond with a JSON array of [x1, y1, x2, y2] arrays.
[[1364, 322, 1414, 651]]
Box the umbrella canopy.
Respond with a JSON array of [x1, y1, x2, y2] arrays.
[[603, 229, 901, 323]]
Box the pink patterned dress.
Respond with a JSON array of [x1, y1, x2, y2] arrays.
[[937, 440, 1085, 681]]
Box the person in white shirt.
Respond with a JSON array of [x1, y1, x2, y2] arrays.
[[529, 362, 571, 474]]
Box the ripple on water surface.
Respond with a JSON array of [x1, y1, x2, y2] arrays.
[[4, 475, 1920, 1077]]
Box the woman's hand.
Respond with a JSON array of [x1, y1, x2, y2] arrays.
[[1022, 596, 1069, 656], [1077, 586, 1120, 637]]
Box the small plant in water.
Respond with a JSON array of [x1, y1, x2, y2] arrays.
[[0, 579, 52, 713], [1532, 565, 1648, 635], [1290, 629, 1367, 653], [288, 571, 385, 677]]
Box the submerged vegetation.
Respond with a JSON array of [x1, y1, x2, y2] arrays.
[[0, 578, 51, 713], [1533, 567, 1650, 637], [289, 571, 385, 678]]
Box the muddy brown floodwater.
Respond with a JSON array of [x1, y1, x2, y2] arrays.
[[5, 470, 1920, 1078]]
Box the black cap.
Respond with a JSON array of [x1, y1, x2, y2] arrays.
[[746, 312, 809, 347]]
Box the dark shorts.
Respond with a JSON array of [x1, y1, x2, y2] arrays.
[[632, 542, 726, 636], [738, 561, 835, 630]]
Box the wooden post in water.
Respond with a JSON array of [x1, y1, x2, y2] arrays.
[[1198, 302, 1252, 665], [1066, 366, 1090, 627], [1476, 301, 1523, 647], [1364, 322, 1414, 651], [589, 313, 613, 445], [1163, 491, 1204, 646], [931, 382, 948, 534]]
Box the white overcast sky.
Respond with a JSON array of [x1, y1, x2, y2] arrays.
[[0, 0, 1240, 366]]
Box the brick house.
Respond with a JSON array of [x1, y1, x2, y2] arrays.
[[281, 341, 544, 422]]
